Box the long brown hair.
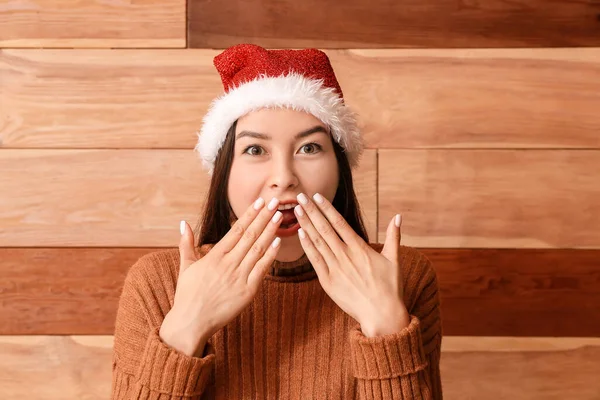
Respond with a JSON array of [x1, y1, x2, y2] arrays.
[[194, 119, 369, 248]]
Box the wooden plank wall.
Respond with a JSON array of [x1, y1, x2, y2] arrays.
[[1, 0, 600, 398]]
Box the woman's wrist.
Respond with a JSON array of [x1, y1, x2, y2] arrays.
[[360, 303, 411, 338], [160, 309, 212, 357]]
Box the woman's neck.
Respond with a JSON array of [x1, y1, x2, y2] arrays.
[[269, 252, 312, 276]]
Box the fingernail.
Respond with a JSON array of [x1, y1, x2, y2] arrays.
[[267, 197, 279, 211], [298, 228, 306, 239], [395, 214, 402, 228], [253, 197, 265, 210], [295, 204, 304, 217], [272, 211, 282, 223], [271, 237, 281, 248], [180, 220, 185, 235], [297, 193, 308, 205], [313, 193, 324, 204]]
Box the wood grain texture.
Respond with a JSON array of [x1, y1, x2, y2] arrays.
[[1, 335, 599, 399], [379, 150, 600, 249], [330, 49, 600, 150], [0, 150, 377, 247], [2, 248, 598, 336], [440, 339, 600, 399], [0, 335, 113, 399], [0, 0, 186, 48], [0, 50, 221, 149], [188, 0, 600, 48], [2, 49, 599, 150], [0, 248, 157, 335], [0, 150, 210, 247], [420, 248, 600, 337]]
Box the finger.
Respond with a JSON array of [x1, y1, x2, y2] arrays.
[[178, 220, 197, 273], [380, 214, 401, 264], [238, 207, 284, 278], [297, 227, 330, 281], [226, 197, 281, 265], [308, 192, 363, 248], [294, 203, 337, 268], [246, 236, 282, 287], [295, 193, 345, 254], [212, 196, 270, 255]]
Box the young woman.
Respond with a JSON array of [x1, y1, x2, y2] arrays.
[[111, 44, 443, 399]]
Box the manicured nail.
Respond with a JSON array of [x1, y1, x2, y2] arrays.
[[180, 220, 186, 235], [395, 214, 402, 228], [297, 193, 308, 205], [253, 197, 265, 210], [271, 237, 281, 248], [298, 228, 306, 239], [313, 193, 324, 204], [267, 197, 279, 211], [272, 211, 282, 223], [294, 204, 304, 217]]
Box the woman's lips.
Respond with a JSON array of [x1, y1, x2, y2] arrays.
[[276, 221, 300, 237]]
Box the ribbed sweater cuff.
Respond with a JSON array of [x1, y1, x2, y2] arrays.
[[134, 326, 215, 397], [349, 315, 429, 380]]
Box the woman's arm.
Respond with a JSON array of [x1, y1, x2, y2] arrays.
[[111, 255, 216, 399], [349, 249, 443, 399]]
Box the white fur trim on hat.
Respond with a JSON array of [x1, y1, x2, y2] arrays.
[[195, 72, 363, 175]]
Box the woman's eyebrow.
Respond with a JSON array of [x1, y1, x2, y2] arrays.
[[236, 126, 328, 141]]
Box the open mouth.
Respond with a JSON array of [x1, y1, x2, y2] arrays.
[[275, 209, 300, 236], [279, 209, 298, 229], [280, 221, 298, 229]]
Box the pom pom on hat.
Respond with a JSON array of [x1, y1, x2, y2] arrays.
[[195, 44, 363, 174]]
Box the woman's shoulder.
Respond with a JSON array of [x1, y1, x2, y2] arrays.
[[120, 248, 183, 302], [127, 247, 180, 276]]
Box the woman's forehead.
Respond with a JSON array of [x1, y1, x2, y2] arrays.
[[235, 108, 328, 138]]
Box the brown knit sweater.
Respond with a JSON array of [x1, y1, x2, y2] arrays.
[[111, 243, 443, 399]]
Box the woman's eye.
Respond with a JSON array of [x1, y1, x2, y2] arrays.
[[300, 143, 322, 154], [243, 143, 322, 156], [243, 145, 264, 156]]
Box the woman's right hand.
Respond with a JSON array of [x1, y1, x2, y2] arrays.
[[159, 197, 283, 357]]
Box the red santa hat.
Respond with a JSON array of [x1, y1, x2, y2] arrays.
[[195, 44, 363, 174]]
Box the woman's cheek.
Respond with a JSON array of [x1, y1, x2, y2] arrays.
[[228, 165, 260, 214]]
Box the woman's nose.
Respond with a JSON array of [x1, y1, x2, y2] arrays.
[[269, 161, 298, 189]]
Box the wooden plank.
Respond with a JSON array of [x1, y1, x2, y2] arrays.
[[420, 248, 600, 337], [0, 0, 185, 48], [2, 248, 598, 336], [0, 50, 220, 149], [379, 150, 600, 249], [0, 150, 209, 247], [2, 49, 599, 150], [331, 49, 600, 150], [188, 0, 600, 48], [440, 338, 600, 399], [0, 149, 376, 247], [0, 248, 156, 335], [1, 335, 599, 399], [0, 335, 113, 399]]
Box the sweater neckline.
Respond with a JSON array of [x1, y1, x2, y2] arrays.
[[265, 253, 318, 282]]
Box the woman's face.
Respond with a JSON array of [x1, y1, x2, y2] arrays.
[[228, 108, 339, 262]]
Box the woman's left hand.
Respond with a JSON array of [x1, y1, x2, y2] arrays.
[[294, 192, 411, 337]]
